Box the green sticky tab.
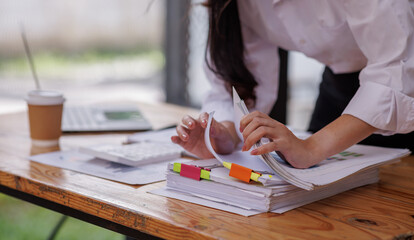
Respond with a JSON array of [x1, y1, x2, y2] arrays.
[[173, 163, 181, 173], [200, 169, 210, 180]]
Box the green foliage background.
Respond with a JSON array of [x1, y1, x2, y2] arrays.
[[0, 193, 124, 240]]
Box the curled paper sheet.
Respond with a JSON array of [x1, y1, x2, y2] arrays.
[[204, 111, 276, 174], [204, 111, 223, 163], [232, 87, 245, 141]]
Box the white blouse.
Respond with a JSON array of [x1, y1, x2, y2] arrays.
[[201, 0, 414, 135]]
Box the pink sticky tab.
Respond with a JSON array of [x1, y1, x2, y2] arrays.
[[180, 164, 201, 181]]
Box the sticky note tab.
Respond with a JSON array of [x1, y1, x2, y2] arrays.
[[222, 161, 232, 170], [200, 169, 210, 180], [229, 163, 252, 183], [173, 163, 181, 173], [180, 164, 201, 181], [250, 172, 261, 182]]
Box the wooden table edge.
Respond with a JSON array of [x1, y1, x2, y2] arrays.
[[0, 168, 215, 240]]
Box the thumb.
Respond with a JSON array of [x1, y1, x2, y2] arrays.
[[210, 118, 225, 138]]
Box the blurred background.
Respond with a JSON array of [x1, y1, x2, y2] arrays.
[[0, 0, 323, 239]]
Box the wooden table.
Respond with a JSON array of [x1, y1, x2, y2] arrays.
[[0, 102, 413, 240]]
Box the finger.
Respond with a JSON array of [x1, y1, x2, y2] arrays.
[[171, 135, 183, 145], [242, 116, 276, 141], [199, 112, 210, 128], [209, 117, 223, 137], [250, 142, 278, 155], [176, 125, 190, 142], [240, 111, 267, 132], [182, 115, 197, 130], [242, 126, 273, 151]]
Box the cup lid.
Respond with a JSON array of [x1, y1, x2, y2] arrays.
[[26, 90, 65, 105]]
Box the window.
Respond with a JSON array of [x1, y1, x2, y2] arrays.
[[0, 0, 165, 113]]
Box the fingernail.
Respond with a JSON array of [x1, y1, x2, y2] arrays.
[[251, 149, 258, 155], [188, 121, 193, 126], [201, 119, 207, 124], [182, 134, 187, 139]]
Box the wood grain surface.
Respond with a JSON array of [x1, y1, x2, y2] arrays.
[[0, 103, 413, 240]]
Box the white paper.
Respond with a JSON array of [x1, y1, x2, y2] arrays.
[[29, 150, 190, 185], [127, 128, 177, 144], [163, 165, 380, 214], [232, 87, 245, 141], [127, 127, 199, 159], [278, 145, 406, 186], [149, 187, 264, 216]]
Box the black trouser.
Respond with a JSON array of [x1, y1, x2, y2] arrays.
[[308, 67, 414, 152]]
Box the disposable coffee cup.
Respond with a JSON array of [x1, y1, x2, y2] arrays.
[[26, 90, 65, 147]]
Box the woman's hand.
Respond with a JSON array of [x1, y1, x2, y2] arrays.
[[171, 112, 238, 159], [240, 112, 377, 169], [240, 111, 320, 168]]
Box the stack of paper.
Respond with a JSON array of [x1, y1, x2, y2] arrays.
[[165, 161, 380, 212], [149, 87, 410, 216], [152, 143, 408, 216]]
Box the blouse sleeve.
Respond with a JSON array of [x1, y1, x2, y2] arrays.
[[342, 0, 414, 135], [201, 1, 280, 123]]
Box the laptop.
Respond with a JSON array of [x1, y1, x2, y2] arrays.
[[62, 105, 152, 132], [21, 28, 152, 133]]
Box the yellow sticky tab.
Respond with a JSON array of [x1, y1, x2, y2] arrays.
[[250, 172, 261, 182], [200, 169, 210, 180], [173, 163, 181, 173], [222, 162, 232, 170]]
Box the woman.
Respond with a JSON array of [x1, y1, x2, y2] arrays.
[[171, 0, 414, 168]]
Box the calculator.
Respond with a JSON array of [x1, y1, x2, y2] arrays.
[[79, 142, 183, 167]]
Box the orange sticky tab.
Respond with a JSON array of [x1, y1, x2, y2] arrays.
[[229, 163, 252, 183]]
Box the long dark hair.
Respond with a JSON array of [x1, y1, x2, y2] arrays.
[[204, 0, 257, 107]]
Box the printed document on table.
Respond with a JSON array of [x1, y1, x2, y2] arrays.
[[29, 150, 190, 185]]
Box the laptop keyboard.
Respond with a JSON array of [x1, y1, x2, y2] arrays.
[[62, 106, 152, 132], [62, 106, 99, 130]]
